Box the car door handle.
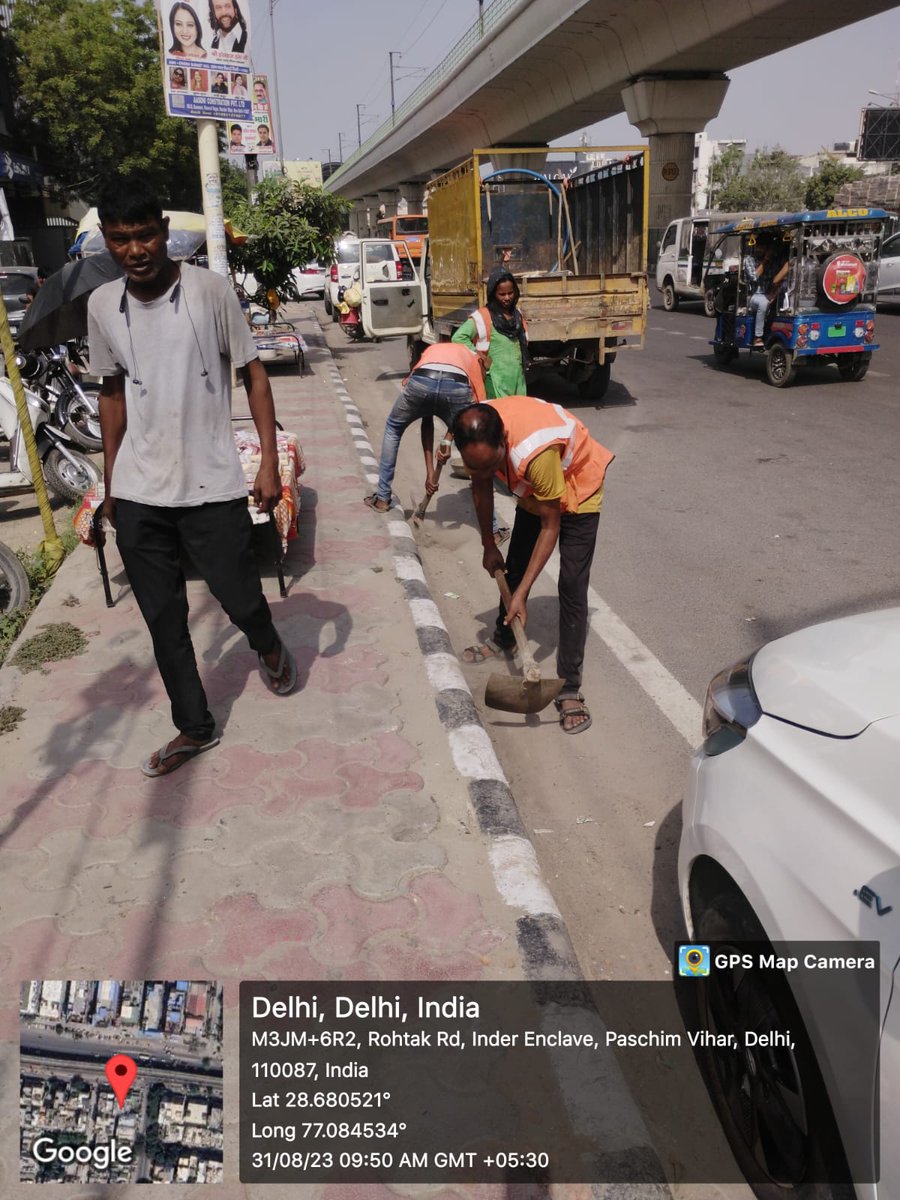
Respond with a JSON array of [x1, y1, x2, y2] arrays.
[[373, 298, 388, 306]]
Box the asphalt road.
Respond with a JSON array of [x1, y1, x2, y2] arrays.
[[321, 297, 900, 1198]]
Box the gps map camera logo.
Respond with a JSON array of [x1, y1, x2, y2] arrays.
[[678, 944, 711, 977]]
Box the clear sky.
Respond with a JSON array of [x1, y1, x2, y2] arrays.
[[245, 2, 900, 164]]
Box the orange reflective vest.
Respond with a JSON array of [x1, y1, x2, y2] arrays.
[[470, 306, 528, 352], [408, 342, 487, 402], [488, 395, 614, 513]]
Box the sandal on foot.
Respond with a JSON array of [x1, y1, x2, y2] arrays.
[[461, 637, 514, 665], [494, 526, 511, 546], [364, 494, 391, 512], [259, 641, 298, 696], [141, 737, 220, 778], [554, 693, 592, 735]]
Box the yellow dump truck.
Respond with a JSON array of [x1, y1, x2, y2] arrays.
[[419, 146, 649, 399]]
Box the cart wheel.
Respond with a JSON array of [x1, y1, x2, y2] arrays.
[[837, 352, 871, 382], [765, 344, 797, 388]]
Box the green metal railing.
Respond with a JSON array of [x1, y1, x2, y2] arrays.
[[329, 0, 523, 187]]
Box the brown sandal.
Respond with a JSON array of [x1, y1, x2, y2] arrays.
[[461, 637, 514, 665], [364, 494, 390, 513], [554, 693, 592, 735]]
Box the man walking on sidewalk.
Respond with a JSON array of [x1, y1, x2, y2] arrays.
[[454, 397, 614, 735], [88, 178, 296, 778]]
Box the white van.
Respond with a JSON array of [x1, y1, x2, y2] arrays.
[[656, 212, 784, 315]]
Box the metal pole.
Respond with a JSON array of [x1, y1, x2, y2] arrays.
[[389, 51, 399, 123], [268, 0, 286, 172], [197, 119, 228, 278], [356, 104, 363, 149], [479, 0, 484, 37], [338, 132, 344, 163]]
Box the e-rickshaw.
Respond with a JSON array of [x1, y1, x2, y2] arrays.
[[708, 208, 890, 387]]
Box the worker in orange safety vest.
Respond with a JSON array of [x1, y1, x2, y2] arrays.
[[454, 395, 614, 734]]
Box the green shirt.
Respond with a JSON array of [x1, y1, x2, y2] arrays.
[[452, 317, 526, 398]]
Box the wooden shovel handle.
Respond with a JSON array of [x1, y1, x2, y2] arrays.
[[414, 454, 446, 520], [493, 569, 540, 682]]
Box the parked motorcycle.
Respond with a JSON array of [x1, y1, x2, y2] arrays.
[[15, 346, 102, 452], [337, 282, 365, 342], [0, 540, 30, 615], [0, 373, 101, 504]]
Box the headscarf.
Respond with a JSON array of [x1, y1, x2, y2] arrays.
[[486, 267, 528, 362]]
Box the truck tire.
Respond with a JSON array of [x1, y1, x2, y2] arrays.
[[0, 541, 30, 615], [662, 280, 678, 311], [688, 888, 855, 1200], [43, 447, 101, 503], [407, 337, 428, 372], [577, 362, 612, 401]]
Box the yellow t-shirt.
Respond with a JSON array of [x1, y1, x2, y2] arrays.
[[516, 448, 603, 515]]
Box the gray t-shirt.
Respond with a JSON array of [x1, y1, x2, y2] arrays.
[[87, 262, 258, 507]]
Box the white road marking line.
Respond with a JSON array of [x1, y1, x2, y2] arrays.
[[666, 330, 686, 336], [495, 498, 702, 746], [868, 370, 889, 378]]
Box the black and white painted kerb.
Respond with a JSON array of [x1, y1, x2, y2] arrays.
[[322, 353, 671, 1197], [322, 358, 582, 980]]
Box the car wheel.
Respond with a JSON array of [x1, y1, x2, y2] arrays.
[[324, 296, 332, 316], [690, 891, 854, 1200], [331, 305, 339, 323], [836, 352, 871, 382], [662, 281, 678, 312], [765, 344, 796, 388]]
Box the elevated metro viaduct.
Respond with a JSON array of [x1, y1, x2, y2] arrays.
[[325, 0, 896, 250]]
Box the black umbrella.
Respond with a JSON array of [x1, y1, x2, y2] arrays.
[[17, 252, 124, 350]]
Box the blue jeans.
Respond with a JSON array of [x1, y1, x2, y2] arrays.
[[375, 372, 473, 501], [749, 291, 770, 338]]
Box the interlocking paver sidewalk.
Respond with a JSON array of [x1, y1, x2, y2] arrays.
[[0, 310, 663, 1198]]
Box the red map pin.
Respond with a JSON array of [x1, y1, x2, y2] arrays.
[[104, 1054, 138, 1108]]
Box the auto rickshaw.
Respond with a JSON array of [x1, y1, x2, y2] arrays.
[[708, 208, 890, 387]]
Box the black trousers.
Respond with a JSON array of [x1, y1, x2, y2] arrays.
[[116, 498, 280, 741], [494, 505, 600, 694]]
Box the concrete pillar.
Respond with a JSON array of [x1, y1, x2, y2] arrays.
[[362, 194, 379, 237], [377, 189, 400, 222], [349, 200, 368, 238], [622, 74, 729, 260], [398, 181, 426, 214]]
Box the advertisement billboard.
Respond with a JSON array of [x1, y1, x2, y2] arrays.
[[157, 1, 252, 123], [226, 74, 275, 157]]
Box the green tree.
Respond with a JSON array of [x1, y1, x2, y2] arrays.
[[220, 159, 250, 218], [805, 155, 865, 209], [10, 0, 199, 205], [716, 146, 806, 213], [707, 143, 746, 209], [229, 176, 350, 312]]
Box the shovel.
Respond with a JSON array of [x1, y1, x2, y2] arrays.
[[484, 569, 564, 714], [410, 456, 446, 528]]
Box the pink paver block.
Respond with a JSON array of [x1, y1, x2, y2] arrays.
[[310, 885, 417, 964]]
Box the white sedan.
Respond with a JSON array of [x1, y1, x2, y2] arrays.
[[679, 608, 900, 1199]]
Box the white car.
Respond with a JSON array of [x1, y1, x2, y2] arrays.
[[679, 607, 899, 1199], [292, 262, 326, 299], [323, 235, 408, 320], [876, 230, 900, 302]]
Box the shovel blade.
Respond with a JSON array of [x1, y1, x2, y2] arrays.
[[484, 672, 565, 714]]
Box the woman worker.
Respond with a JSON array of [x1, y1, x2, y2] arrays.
[[452, 266, 528, 398]]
